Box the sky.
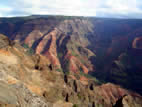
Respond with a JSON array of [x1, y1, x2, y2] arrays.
[[0, 0, 142, 18]]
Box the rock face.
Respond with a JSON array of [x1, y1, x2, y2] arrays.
[[132, 37, 142, 49], [0, 16, 142, 106], [0, 34, 12, 48], [114, 95, 142, 107], [0, 34, 141, 107]]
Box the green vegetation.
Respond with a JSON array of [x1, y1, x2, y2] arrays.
[[23, 43, 29, 48], [28, 48, 34, 55], [71, 51, 78, 57], [74, 74, 80, 80], [54, 65, 63, 72], [79, 69, 102, 85], [73, 104, 79, 107], [63, 60, 70, 74], [22, 43, 35, 55], [64, 71, 70, 75], [107, 51, 142, 89], [57, 52, 63, 58], [56, 68, 63, 72], [77, 93, 82, 99]]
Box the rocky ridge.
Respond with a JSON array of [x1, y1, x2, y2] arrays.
[[0, 34, 142, 106], [0, 16, 142, 106]]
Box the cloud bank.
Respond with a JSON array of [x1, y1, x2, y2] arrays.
[[0, 0, 142, 18]]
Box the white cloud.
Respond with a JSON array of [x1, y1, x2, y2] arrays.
[[105, 0, 141, 14], [11, 0, 98, 16], [0, 0, 142, 18], [0, 6, 13, 17], [0, 13, 2, 17], [0, 6, 12, 12]]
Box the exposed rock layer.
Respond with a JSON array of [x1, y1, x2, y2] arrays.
[[0, 34, 141, 106]]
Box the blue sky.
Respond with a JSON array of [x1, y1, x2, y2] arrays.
[[0, 0, 142, 18]]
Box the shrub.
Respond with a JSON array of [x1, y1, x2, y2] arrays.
[[28, 48, 34, 55], [56, 68, 63, 72], [71, 51, 78, 57], [73, 104, 79, 107], [77, 93, 82, 99], [22, 43, 35, 55], [58, 52, 63, 58], [23, 43, 29, 48]]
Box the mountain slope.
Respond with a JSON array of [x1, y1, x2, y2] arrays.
[[0, 16, 142, 95], [0, 33, 142, 107]]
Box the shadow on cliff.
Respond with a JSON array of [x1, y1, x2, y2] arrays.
[[89, 53, 142, 96]]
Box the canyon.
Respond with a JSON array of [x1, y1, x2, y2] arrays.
[[0, 15, 142, 106]]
